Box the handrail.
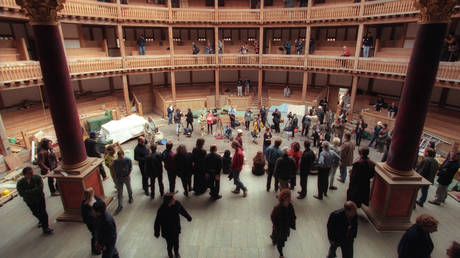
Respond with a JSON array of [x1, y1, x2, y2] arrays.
[[121, 5, 169, 21], [61, 0, 119, 19], [262, 7, 308, 22], [218, 9, 260, 22], [310, 3, 360, 20], [363, 0, 417, 17], [2, 56, 460, 87]]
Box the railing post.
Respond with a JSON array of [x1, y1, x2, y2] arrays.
[[168, 26, 174, 66], [258, 68, 263, 108], [260, 0, 264, 24], [359, 0, 365, 17], [116, 0, 122, 19], [116, 24, 126, 68], [215, 0, 219, 24], [301, 71, 308, 101], [168, 0, 173, 23], [306, 0, 313, 21], [304, 25, 311, 65]]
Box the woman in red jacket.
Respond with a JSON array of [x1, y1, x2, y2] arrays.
[[288, 142, 301, 190], [230, 141, 248, 197]]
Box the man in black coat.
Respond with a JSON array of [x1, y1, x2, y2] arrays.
[[204, 144, 223, 200], [274, 149, 297, 190], [327, 201, 358, 258], [429, 150, 459, 205], [85, 131, 107, 180], [259, 106, 267, 126], [368, 122, 382, 148], [145, 143, 165, 199], [134, 137, 150, 196], [154, 193, 192, 258], [290, 114, 298, 138], [93, 201, 119, 258], [301, 113, 311, 136], [272, 109, 281, 133], [298, 141, 315, 199]]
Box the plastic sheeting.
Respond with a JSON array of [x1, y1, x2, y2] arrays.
[[101, 114, 147, 144]]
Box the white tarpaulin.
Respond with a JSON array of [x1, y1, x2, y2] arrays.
[[101, 114, 146, 143], [287, 104, 307, 116]]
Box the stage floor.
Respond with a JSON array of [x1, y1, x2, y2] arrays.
[[0, 117, 459, 258]]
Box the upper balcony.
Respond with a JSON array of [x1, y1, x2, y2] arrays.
[[2, 0, 456, 25]]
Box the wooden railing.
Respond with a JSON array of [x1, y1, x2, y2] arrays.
[[263, 8, 308, 22], [121, 5, 169, 21], [0, 61, 41, 82], [173, 55, 216, 66], [363, 0, 417, 17], [262, 55, 305, 67], [219, 54, 260, 66], [125, 55, 171, 69], [310, 3, 360, 20], [307, 55, 355, 70], [2, 56, 460, 87], [172, 9, 215, 22], [68, 57, 123, 74], [0, 0, 19, 9], [61, 0, 119, 19], [218, 10, 260, 22]]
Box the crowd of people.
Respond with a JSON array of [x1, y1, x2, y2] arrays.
[[15, 99, 460, 258]]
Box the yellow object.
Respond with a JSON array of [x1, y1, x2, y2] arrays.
[[1, 189, 11, 197]]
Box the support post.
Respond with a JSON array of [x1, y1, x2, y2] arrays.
[[354, 23, 364, 69], [301, 71, 308, 101], [348, 75, 358, 120], [116, 25, 126, 67], [0, 115, 11, 156], [362, 1, 457, 231], [215, 70, 220, 108], [16, 0, 112, 222], [122, 75, 130, 112], [258, 69, 263, 108], [171, 71, 176, 102]]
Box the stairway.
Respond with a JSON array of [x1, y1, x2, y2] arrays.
[[344, 112, 360, 133]]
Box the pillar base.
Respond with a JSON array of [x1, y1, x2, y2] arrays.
[[363, 162, 430, 231], [50, 157, 113, 222]]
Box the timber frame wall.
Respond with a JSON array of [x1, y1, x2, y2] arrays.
[[1, 0, 460, 109]]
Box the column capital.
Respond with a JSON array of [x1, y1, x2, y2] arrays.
[[414, 0, 457, 24], [15, 0, 65, 25]]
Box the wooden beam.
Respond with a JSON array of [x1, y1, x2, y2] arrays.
[[439, 88, 449, 108], [116, 25, 126, 67], [258, 69, 263, 108], [77, 80, 84, 95], [354, 23, 364, 69], [302, 71, 308, 101], [150, 73, 155, 87], [168, 26, 174, 65], [171, 71, 176, 102], [109, 76, 114, 94], [0, 115, 11, 156], [77, 24, 85, 48], [349, 75, 358, 120], [122, 75, 130, 112], [305, 25, 311, 57], [215, 70, 220, 108]]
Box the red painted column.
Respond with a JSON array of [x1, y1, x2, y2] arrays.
[[386, 23, 447, 174], [32, 25, 88, 169]]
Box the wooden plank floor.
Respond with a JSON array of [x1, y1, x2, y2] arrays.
[[0, 116, 459, 258]]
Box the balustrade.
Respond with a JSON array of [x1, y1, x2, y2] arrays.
[[262, 55, 304, 67], [0, 0, 19, 9], [174, 55, 216, 66], [437, 62, 460, 82], [363, 0, 417, 17], [172, 9, 215, 22], [356, 58, 407, 75], [219, 54, 259, 66], [310, 3, 360, 20], [125, 55, 171, 69], [218, 10, 260, 23], [121, 5, 169, 21], [68, 57, 123, 74], [61, 0, 119, 19], [307, 55, 354, 70], [263, 8, 308, 22], [0, 61, 41, 83]]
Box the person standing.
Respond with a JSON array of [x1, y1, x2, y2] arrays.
[[316, 106, 325, 124], [81, 188, 102, 255], [229, 106, 237, 128], [206, 110, 214, 135], [93, 201, 119, 258], [38, 138, 59, 196], [288, 142, 301, 190], [368, 121, 382, 148], [154, 193, 192, 258], [113, 150, 133, 213], [295, 39, 303, 55], [192, 138, 207, 195], [270, 189, 296, 258], [137, 35, 146, 55], [272, 108, 281, 133], [237, 78, 243, 96], [301, 113, 311, 137], [445, 33, 458, 62], [314, 141, 340, 200], [312, 121, 322, 147], [376, 123, 389, 153], [346, 147, 375, 208], [134, 137, 149, 196], [185, 108, 194, 131], [362, 32, 373, 58], [415, 148, 439, 207], [397, 214, 438, 258], [284, 41, 291, 55], [388, 102, 398, 118], [104, 145, 117, 186], [290, 114, 298, 138], [298, 141, 315, 199], [144, 116, 157, 144], [327, 201, 358, 258], [338, 133, 355, 183], [167, 104, 174, 125], [284, 86, 291, 97], [244, 79, 250, 96], [85, 131, 108, 180], [205, 144, 223, 200], [260, 105, 267, 126], [235, 129, 244, 150], [218, 39, 223, 54], [16, 167, 53, 235], [174, 145, 193, 197], [145, 143, 164, 199], [446, 241, 460, 258], [265, 138, 283, 192], [355, 117, 366, 146], [275, 148, 297, 191], [230, 141, 248, 197], [162, 142, 176, 193], [192, 41, 200, 54], [174, 109, 183, 140], [329, 138, 341, 191], [244, 108, 252, 130], [429, 150, 459, 205], [263, 127, 272, 154]]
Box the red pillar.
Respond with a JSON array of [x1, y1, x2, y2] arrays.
[[17, 0, 112, 222], [362, 2, 457, 231]]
